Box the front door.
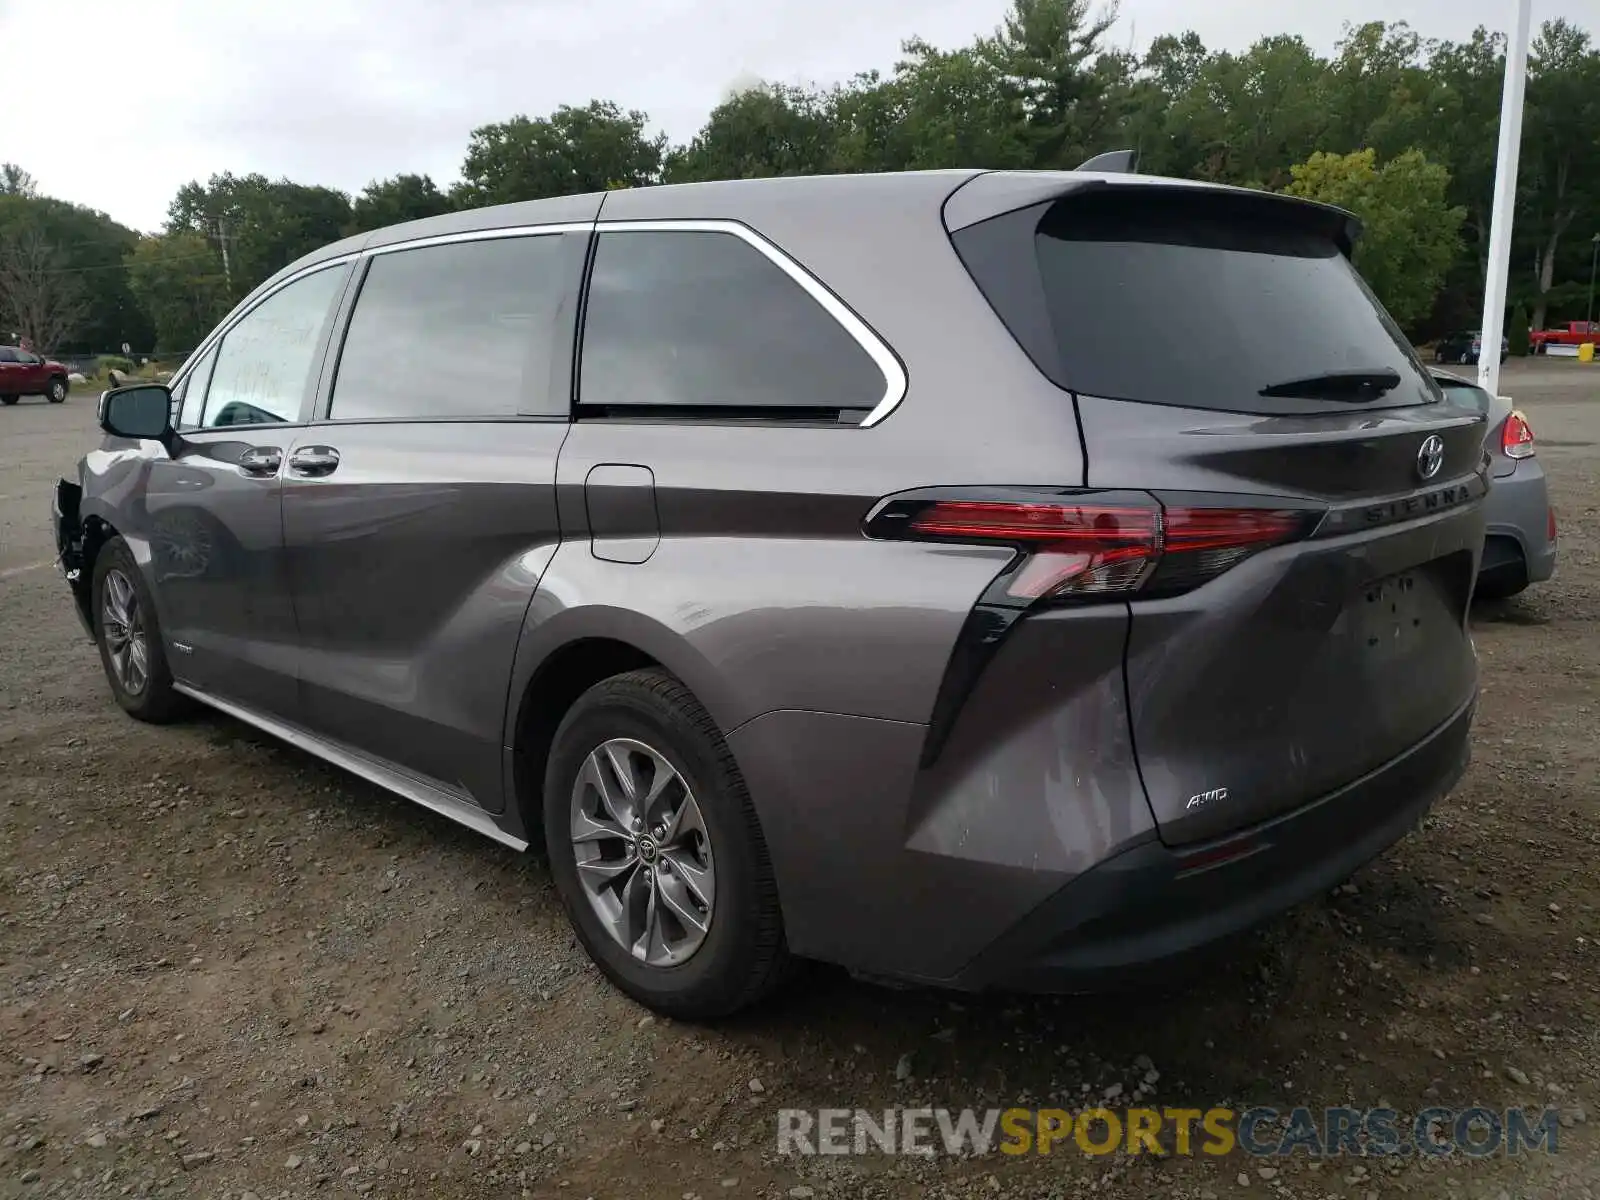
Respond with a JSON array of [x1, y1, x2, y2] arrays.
[[281, 230, 585, 812], [145, 262, 349, 721]]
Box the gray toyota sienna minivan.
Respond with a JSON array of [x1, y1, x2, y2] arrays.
[[54, 170, 1485, 1017]]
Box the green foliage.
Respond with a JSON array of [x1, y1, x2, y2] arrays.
[[1284, 148, 1464, 328], [127, 232, 230, 354], [1509, 304, 1531, 355], [98, 355, 134, 373], [666, 84, 838, 182], [348, 174, 454, 234], [0, 193, 150, 353], [1, 163, 38, 197], [986, 0, 1129, 169], [166, 173, 352, 309], [878, 40, 1032, 170], [1521, 19, 1600, 327], [455, 101, 665, 207], [24, 0, 1600, 349]]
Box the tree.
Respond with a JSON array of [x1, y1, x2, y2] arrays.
[[1415, 29, 1507, 296], [348, 174, 454, 234], [986, 0, 1127, 169], [0, 193, 150, 352], [127, 233, 230, 354], [1284, 148, 1464, 330], [1327, 22, 1431, 155], [455, 101, 666, 206], [1, 164, 38, 197], [880, 40, 1032, 170], [0, 224, 88, 353], [1522, 20, 1600, 329], [167, 173, 353, 302], [1509, 303, 1531, 355], [666, 84, 838, 182]]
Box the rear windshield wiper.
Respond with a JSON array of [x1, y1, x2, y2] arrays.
[[1258, 368, 1403, 400]]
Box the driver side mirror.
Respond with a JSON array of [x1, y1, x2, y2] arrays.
[[100, 384, 174, 441]]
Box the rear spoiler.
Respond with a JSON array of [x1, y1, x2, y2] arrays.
[[943, 169, 1363, 257]]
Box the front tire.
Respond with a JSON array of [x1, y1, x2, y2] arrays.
[[47, 376, 67, 403], [543, 668, 789, 1018], [91, 536, 190, 723], [0, 395, 16, 406]]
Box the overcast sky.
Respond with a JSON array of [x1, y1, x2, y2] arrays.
[[0, 0, 1581, 233]]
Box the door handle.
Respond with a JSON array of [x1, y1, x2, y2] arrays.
[[237, 446, 282, 476], [287, 446, 341, 478]]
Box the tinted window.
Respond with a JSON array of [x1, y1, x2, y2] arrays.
[[176, 344, 219, 429], [202, 266, 344, 427], [330, 235, 568, 421], [0, 348, 15, 363], [956, 190, 1439, 416], [580, 230, 885, 414]]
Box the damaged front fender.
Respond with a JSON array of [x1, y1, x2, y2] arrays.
[[52, 478, 94, 639]]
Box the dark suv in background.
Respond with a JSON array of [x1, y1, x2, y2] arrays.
[[54, 170, 1485, 1017]]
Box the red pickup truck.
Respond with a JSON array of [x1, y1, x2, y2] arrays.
[[0, 345, 70, 404], [1529, 321, 1600, 353]]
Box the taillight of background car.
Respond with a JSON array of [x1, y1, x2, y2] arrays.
[[1503, 411, 1536, 459]]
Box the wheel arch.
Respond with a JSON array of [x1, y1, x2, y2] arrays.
[[505, 609, 744, 841], [74, 513, 121, 627]]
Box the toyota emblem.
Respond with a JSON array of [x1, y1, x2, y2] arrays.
[[1416, 435, 1445, 481]]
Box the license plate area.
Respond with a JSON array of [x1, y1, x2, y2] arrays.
[[1356, 571, 1432, 657]]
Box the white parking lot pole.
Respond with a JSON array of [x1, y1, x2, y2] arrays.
[[1478, 0, 1534, 396]]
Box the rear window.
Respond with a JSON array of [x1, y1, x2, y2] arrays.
[[954, 188, 1440, 416]]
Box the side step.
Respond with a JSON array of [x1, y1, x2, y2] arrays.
[[173, 683, 527, 851]]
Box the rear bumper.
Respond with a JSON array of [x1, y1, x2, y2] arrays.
[[1482, 460, 1556, 584], [948, 692, 1474, 992]]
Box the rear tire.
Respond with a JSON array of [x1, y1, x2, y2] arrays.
[[0, 395, 16, 406], [91, 536, 191, 723], [47, 376, 67, 403], [542, 668, 789, 1018]]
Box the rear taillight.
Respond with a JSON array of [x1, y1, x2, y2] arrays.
[[1503, 411, 1535, 459], [868, 491, 1317, 603]]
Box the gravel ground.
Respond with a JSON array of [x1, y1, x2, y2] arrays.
[[0, 362, 1596, 1200]]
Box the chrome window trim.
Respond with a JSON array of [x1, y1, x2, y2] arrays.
[[363, 222, 591, 256], [591, 218, 909, 428], [173, 217, 909, 428]]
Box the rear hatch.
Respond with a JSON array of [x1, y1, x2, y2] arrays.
[[951, 179, 1485, 845]]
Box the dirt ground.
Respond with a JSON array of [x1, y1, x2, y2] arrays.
[[0, 361, 1596, 1200]]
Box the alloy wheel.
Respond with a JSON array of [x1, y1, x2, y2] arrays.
[[101, 568, 150, 695], [569, 737, 715, 967]]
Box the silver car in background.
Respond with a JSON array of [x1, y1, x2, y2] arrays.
[[1434, 371, 1557, 600]]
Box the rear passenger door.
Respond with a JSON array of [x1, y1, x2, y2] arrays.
[[280, 229, 588, 814]]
